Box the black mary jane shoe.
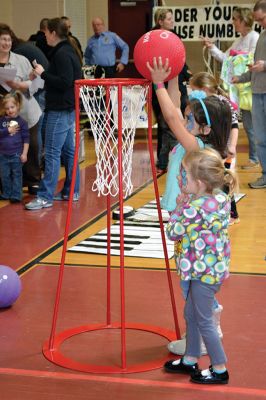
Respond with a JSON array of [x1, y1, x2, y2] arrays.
[[190, 366, 229, 384], [164, 357, 199, 374]]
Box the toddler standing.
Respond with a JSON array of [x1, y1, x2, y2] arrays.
[[164, 148, 237, 384], [0, 91, 29, 203]]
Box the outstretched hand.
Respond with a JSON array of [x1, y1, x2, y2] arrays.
[[199, 36, 213, 49], [146, 57, 171, 83]]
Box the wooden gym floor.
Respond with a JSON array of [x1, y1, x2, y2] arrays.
[[0, 128, 266, 400]]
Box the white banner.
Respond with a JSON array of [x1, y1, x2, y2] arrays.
[[153, 5, 263, 41]]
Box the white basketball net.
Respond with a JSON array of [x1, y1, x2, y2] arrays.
[[80, 83, 148, 197]]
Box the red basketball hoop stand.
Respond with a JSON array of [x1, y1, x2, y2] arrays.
[[42, 78, 181, 373]]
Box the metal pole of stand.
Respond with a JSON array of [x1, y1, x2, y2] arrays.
[[117, 83, 127, 369], [106, 86, 112, 326], [146, 83, 181, 340]]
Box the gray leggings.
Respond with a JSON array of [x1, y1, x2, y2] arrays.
[[184, 280, 227, 366]]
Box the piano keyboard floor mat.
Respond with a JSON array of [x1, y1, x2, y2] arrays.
[[40, 193, 246, 270]]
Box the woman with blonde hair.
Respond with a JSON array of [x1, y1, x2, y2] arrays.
[[201, 7, 259, 169]]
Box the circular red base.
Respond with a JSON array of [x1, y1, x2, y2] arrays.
[[43, 322, 177, 374]]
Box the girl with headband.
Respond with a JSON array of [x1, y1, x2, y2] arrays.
[[147, 57, 233, 363]]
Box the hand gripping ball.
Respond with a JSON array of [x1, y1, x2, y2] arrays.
[[133, 29, 186, 81], [0, 265, 22, 308]]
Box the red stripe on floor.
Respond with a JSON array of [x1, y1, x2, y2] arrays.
[[1, 367, 266, 398]]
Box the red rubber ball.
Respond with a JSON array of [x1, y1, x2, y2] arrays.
[[133, 29, 186, 81]]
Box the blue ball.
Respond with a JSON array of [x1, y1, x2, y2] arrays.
[[0, 265, 22, 308]]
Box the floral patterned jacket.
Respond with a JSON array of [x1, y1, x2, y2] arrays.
[[166, 190, 231, 285]]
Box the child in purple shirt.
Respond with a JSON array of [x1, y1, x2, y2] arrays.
[[0, 91, 29, 202]]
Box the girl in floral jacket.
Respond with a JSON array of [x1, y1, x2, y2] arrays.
[[164, 148, 237, 385]]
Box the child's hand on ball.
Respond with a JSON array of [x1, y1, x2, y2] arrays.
[[146, 57, 171, 83]]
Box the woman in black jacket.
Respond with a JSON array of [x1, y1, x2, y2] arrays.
[[25, 18, 82, 210]]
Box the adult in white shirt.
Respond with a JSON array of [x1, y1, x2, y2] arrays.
[[201, 7, 259, 169]]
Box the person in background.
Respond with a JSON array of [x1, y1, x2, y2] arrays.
[[201, 7, 259, 170], [11, 27, 49, 167], [0, 23, 42, 195], [152, 8, 192, 173], [29, 18, 53, 61], [0, 92, 29, 203], [84, 17, 129, 78], [25, 18, 82, 210], [189, 72, 240, 226], [232, 0, 266, 189], [61, 16, 83, 61]]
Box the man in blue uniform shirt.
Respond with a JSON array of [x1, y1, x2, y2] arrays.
[[84, 17, 129, 78]]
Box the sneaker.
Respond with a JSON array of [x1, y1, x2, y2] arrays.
[[164, 357, 199, 374], [248, 176, 266, 189], [241, 160, 260, 170], [53, 192, 79, 201], [190, 366, 229, 385], [200, 338, 208, 356], [213, 304, 223, 339], [167, 338, 186, 355], [25, 197, 53, 210]]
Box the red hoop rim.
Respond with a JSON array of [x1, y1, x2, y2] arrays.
[[75, 78, 151, 87]]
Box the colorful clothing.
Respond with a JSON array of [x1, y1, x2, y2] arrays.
[[166, 190, 231, 285], [209, 30, 259, 63], [221, 53, 254, 111]]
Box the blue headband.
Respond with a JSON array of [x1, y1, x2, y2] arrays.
[[188, 90, 211, 127]]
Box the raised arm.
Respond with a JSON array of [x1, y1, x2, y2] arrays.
[[147, 57, 199, 151]]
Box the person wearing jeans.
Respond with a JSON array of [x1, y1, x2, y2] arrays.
[[25, 18, 82, 210], [241, 109, 259, 166], [201, 7, 259, 170], [250, 93, 266, 183], [35, 110, 79, 202], [232, 1, 266, 188]]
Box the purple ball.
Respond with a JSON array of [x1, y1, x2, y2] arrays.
[[0, 265, 22, 308]]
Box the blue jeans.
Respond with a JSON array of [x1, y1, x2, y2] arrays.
[[180, 280, 219, 310], [37, 110, 80, 201], [0, 154, 23, 200], [252, 94, 266, 177], [241, 109, 258, 163]]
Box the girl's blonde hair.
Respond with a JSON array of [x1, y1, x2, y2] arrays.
[[233, 7, 254, 30], [0, 91, 23, 116], [154, 8, 172, 27], [189, 72, 227, 97], [183, 148, 238, 195]]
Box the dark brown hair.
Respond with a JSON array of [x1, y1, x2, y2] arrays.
[[46, 18, 68, 39], [190, 96, 231, 159]]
